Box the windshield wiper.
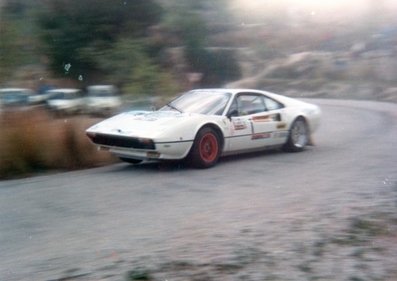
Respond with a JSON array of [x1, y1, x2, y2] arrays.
[[166, 103, 183, 113]]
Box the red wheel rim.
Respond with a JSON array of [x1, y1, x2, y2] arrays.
[[199, 133, 218, 163]]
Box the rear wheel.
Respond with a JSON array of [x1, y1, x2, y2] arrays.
[[188, 127, 221, 168], [119, 157, 143, 164], [283, 118, 309, 152]]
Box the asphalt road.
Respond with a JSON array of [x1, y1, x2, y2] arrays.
[[1, 99, 396, 281]]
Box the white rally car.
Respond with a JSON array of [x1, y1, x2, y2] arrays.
[[86, 89, 321, 168]]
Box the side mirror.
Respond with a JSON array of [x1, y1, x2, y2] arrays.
[[227, 109, 239, 119]]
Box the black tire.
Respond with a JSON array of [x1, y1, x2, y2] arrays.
[[283, 118, 309, 152], [119, 157, 143, 164], [188, 127, 221, 169]]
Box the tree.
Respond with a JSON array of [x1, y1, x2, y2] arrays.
[[37, 0, 163, 80], [80, 38, 178, 96], [0, 19, 19, 82], [162, 0, 241, 87], [0, 0, 41, 82]]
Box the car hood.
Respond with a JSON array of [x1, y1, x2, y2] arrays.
[[86, 97, 121, 107], [48, 100, 79, 108], [86, 110, 196, 139]]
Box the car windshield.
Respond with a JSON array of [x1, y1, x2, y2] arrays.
[[160, 90, 231, 115], [49, 92, 77, 100], [1, 92, 28, 104], [88, 89, 115, 97]]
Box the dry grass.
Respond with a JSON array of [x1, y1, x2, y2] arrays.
[[0, 108, 116, 179]]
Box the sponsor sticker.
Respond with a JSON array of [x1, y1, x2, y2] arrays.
[[252, 115, 271, 122], [252, 113, 281, 122], [277, 123, 287, 129], [251, 132, 272, 140]]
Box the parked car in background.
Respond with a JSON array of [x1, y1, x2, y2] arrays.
[[29, 89, 55, 105], [85, 85, 121, 116], [0, 88, 33, 108], [45, 88, 85, 115]]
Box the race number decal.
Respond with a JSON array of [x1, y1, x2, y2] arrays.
[[233, 118, 248, 130]]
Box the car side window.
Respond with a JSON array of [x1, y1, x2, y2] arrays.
[[228, 94, 283, 117], [227, 98, 239, 117], [237, 94, 266, 116], [264, 97, 284, 111]]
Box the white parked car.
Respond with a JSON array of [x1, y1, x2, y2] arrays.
[[86, 89, 321, 168], [0, 88, 33, 107], [45, 88, 85, 115], [85, 85, 121, 116]]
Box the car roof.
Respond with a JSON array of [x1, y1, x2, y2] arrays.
[[87, 85, 115, 90], [46, 88, 81, 93], [189, 88, 298, 106], [191, 88, 279, 97], [0, 88, 34, 93]]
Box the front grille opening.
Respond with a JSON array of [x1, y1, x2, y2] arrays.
[[88, 133, 155, 150]]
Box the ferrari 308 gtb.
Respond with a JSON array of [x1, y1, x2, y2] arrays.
[[86, 89, 321, 168]]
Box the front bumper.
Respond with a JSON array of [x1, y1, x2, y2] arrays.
[[87, 132, 193, 160], [108, 140, 193, 160]]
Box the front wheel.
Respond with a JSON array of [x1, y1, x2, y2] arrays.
[[283, 118, 309, 152], [188, 127, 221, 168]]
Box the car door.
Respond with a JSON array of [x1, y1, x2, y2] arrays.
[[226, 93, 286, 151], [250, 95, 287, 146]]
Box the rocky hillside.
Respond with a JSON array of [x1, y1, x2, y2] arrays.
[[227, 49, 397, 102]]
